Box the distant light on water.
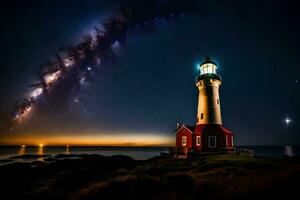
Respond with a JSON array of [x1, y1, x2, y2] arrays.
[[37, 144, 44, 155], [66, 145, 70, 154], [18, 145, 26, 155], [284, 146, 293, 157]]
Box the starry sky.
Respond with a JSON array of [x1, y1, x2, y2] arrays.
[[0, 0, 299, 146]]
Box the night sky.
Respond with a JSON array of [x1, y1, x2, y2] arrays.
[[0, 0, 299, 146]]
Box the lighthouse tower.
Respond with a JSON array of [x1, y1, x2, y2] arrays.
[[175, 56, 234, 154], [196, 57, 222, 125]]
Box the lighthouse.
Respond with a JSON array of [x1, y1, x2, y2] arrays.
[[175, 57, 234, 154], [196, 57, 222, 125]]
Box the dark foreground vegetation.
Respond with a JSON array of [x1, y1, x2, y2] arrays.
[[1, 154, 300, 200]]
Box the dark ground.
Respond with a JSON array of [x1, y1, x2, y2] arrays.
[[1, 154, 300, 200]]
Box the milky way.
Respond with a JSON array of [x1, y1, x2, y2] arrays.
[[9, 0, 196, 129]]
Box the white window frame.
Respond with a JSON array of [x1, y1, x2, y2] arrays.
[[182, 136, 187, 146], [207, 64, 212, 73], [196, 136, 201, 146], [200, 63, 217, 75], [208, 136, 217, 148]]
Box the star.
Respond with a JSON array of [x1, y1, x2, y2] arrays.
[[73, 98, 79, 103], [285, 118, 291, 125]]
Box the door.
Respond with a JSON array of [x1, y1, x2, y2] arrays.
[[208, 136, 217, 148]]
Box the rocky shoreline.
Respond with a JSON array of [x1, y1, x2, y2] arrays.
[[0, 154, 299, 199]]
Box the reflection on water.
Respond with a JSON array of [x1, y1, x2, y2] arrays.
[[37, 146, 44, 155], [66, 145, 70, 154], [0, 146, 168, 161], [37, 146, 44, 161], [18, 146, 26, 155], [284, 146, 293, 157], [2, 146, 299, 162]]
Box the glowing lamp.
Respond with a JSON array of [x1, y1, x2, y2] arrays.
[[199, 56, 217, 75]]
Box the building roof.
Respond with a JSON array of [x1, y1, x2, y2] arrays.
[[175, 124, 233, 136], [194, 124, 234, 136], [175, 124, 195, 133], [186, 125, 196, 132]]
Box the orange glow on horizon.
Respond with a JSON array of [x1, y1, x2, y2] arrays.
[[0, 131, 174, 147]]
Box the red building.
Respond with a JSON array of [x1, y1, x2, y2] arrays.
[[175, 57, 234, 154]]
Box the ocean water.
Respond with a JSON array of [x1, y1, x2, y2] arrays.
[[0, 145, 299, 165], [0, 146, 169, 161], [238, 145, 300, 158]]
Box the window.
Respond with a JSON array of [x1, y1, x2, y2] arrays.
[[201, 113, 204, 119], [207, 64, 213, 73], [208, 136, 217, 148], [200, 68, 204, 74], [182, 136, 187, 146], [200, 63, 217, 75], [196, 136, 201, 146]]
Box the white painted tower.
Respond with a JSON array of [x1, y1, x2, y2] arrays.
[[196, 57, 222, 125]]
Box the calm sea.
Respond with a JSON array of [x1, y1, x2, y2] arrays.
[[0, 146, 169, 161], [0, 145, 299, 165]]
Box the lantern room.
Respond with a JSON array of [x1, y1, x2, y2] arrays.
[[199, 57, 217, 75]]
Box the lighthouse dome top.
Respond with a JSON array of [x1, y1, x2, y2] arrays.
[[200, 57, 217, 75], [200, 56, 217, 66]]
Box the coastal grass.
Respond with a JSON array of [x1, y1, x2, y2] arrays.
[[0, 154, 299, 199]]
